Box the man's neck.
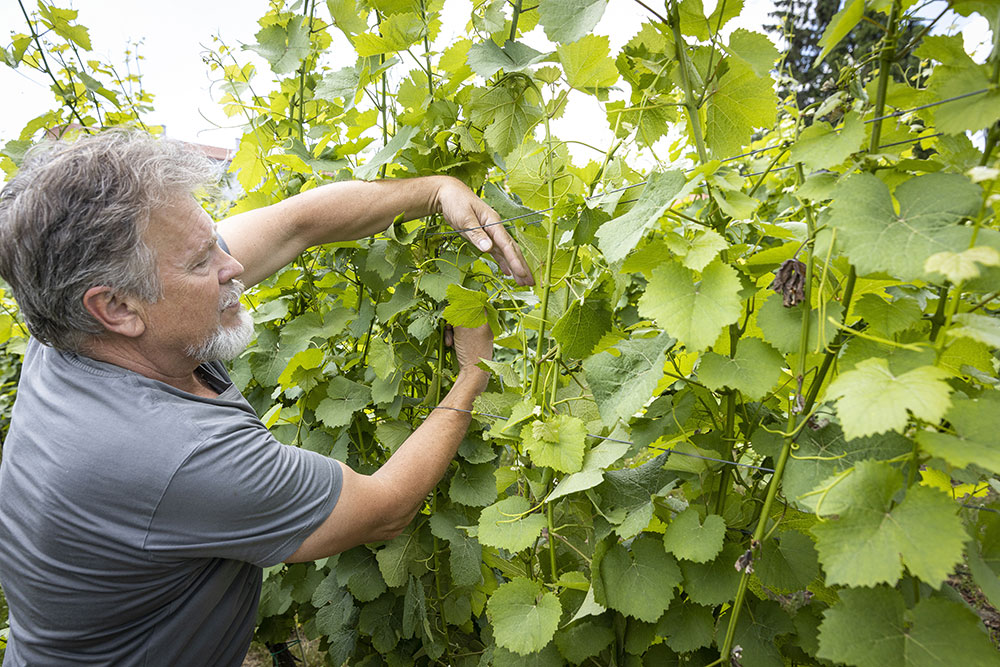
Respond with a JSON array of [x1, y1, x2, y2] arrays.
[[80, 336, 218, 398]]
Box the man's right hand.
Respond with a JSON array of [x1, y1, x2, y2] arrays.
[[446, 322, 493, 392]]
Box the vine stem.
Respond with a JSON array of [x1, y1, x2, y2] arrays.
[[17, 0, 90, 130], [529, 96, 559, 398], [719, 163, 815, 659], [668, 0, 709, 164]]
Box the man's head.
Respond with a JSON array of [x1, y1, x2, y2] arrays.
[[0, 129, 251, 361]]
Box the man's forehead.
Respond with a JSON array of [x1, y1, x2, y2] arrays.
[[146, 197, 216, 254]]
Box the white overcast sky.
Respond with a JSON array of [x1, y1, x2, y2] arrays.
[[0, 0, 992, 153]]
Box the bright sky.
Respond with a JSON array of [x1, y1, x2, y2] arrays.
[[0, 1, 992, 154]]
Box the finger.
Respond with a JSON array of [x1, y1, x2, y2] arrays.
[[444, 324, 454, 347], [458, 207, 495, 254], [484, 222, 534, 286]]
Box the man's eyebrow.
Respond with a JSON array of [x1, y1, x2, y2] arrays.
[[192, 228, 220, 260]]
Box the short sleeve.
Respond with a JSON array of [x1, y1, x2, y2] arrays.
[[144, 421, 342, 567]]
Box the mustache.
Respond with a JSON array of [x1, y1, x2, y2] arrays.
[[220, 279, 246, 309]]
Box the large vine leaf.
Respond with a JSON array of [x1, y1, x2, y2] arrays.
[[593, 534, 682, 622], [557, 34, 618, 91], [788, 112, 865, 170], [595, 170, 690, 263], [782, 423, 911, 512], [811, 462, 968, 588], [697, 337, 784, 400], [916, 393, 1000, 474], [315, 377, 372, 429], [817, 587, 999, 667], [825, 358, 952, 440], [537, 0, 608, 44], [639, 259, 742, 353], [487, 577, 562, 655], [705, 58, 777, 158], [582, 332, 674, 426], [478, 496, 546, 552], [662, 509, 726, 563], [826, 173, 982, 281], [521, 414, 587, 473]]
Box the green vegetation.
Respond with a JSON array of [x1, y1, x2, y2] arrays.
[[3, 0, 1000, 665]]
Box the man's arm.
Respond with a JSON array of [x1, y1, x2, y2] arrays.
[[284, 323, 492, 562], [217, 175, 533, 287]]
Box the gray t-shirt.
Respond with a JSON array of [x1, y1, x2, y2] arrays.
[[0, 338, 342, 665]]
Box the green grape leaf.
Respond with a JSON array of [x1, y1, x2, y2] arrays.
[[376, 526, 427, 588], [547, 439, 630, 502], [662, 509, 726, 563], [552, 292, 613, 359], [583, 332, 674, 426], [948, 312, 1000, 348], [336, 546, 387, 602], [814, 0, 864, 66], [826, 358, 952, 440], [812, 462, 967, 588], [755, 291, 844, 354], [487, 577, 562, 655], [443, 284, 488, 327], [557, 34, 618, 91], [697, 337, 784, 400], [357, 595, 399, 652], [705, 58, 777, 158], [315, 377, 372, 429], [469, 81, 543, 157], [639, 259, 742, 353], [554, 618, 615, 664], [354, 125, 419, 180], [595, 170, 689, 263], [478, 496, 545, 552], [594, 534, 682, 622], [246, 17, 310, 74], [818, 587, 998, 667], [853, 293, 923, 337], [467, 39, 546, 79], [315, 66, 360, 104], [657, 600, 715, 653], [679, 542, 744, 606], [916, 393, 1000, 474], [788, 112, 865, 170], [522, 414, 587, 473], [677, 0, 744, 40], [918, 35, 1000, 135], [537, 0, 608, 44], [449, 461, 498, 507], [925, 246, 1000, 283], [755, 530, 819, 593], [827, 173, 982, 281], [726, 29, 779, 78]]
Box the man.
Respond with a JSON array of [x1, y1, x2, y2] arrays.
[[0, 129, 532, 665]]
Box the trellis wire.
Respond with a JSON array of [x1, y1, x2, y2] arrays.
[[424, 89, 988, 238], [430, 404, 775, 473], [427, 405, 1000, 511]]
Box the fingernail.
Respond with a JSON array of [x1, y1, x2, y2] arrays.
[[477, 239, 491, 251]]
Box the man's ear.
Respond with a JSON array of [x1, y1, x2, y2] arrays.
[[82, 286, 146, 338]]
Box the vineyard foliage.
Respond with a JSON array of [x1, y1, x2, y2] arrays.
[[3, 0, 1000, 665]]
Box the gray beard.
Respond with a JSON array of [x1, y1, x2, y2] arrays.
[[186, 306, 255, 362]]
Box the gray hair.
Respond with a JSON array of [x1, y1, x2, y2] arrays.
[[0, 129, 220, 353]]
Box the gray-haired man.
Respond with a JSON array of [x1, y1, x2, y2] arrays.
[[0, 129, 531, 665]]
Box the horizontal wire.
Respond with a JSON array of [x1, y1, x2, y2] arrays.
[[425, 91, 985, 239], [425, 407, 998, 511], [430, 404, 774, 472]]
